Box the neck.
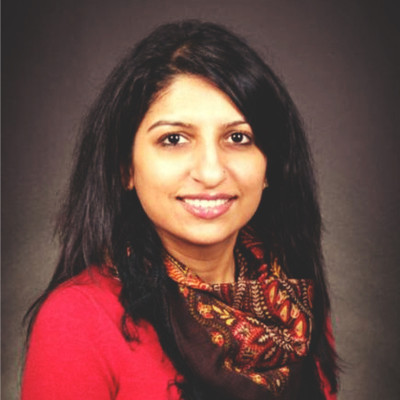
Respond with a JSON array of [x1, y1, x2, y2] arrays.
[[160, 235, 238, 284]]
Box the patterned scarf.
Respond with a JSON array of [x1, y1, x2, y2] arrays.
[[165, 228, 314, 399]]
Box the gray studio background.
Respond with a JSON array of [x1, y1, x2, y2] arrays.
[[2, 0, 399, 399]]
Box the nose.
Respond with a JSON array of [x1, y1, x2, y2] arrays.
[[191, 141, 226, 188]]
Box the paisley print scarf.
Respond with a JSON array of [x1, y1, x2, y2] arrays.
[[165, 228, 314, 399]]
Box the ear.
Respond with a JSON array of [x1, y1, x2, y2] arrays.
[[120, 164, 135, 190]]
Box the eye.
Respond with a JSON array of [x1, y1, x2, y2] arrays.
[[227, 132, 252, 144], [161, 133, 188, 146]]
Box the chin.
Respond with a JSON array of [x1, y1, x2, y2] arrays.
[[170, 227, 241, 248]]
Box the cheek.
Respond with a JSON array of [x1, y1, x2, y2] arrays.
[[132, 150, 188, 197], [234, 154, 267, 190]]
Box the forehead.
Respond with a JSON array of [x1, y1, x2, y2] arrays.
[[143, 74, 246, 125]]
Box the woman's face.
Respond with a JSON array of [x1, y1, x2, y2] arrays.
[[129, 74, 267, 252]]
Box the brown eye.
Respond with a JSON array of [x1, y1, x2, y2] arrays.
[[231, 132, 244, 143], [161, 134, 188, 146], [228, 132, 251, 144], [167, 134, 180, 144]]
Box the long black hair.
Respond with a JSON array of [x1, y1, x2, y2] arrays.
[[25, 20, 339, 399]]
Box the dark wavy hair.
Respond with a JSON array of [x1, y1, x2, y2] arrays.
[[25, 20, 339, 399]]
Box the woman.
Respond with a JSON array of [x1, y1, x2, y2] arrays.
[[22, 20, 339, 399]]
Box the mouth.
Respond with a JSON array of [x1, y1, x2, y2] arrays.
[[177, 194, 237, 219]]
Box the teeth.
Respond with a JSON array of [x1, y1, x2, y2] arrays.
[[183, 198, 229, 208]]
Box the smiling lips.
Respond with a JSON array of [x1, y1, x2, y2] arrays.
[[178, 194, 237, 219]]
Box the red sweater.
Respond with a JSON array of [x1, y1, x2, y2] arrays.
[[22, 267, 336, 399]]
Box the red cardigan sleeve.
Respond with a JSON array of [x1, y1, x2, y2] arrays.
[[21, 287, 116, 400], [316, 317, 337, 400]]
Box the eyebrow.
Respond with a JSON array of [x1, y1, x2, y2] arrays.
[[148, 120, 193, 132], [147, 119, 249, 132]]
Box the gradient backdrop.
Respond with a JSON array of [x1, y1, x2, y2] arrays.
[[2, 1, 399, 399]]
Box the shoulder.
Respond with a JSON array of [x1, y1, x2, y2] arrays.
[[22, 268, 124, 399], [27, 267, 125, 359], [22, 267, 180, 400], [34, 267, 123, 332]]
